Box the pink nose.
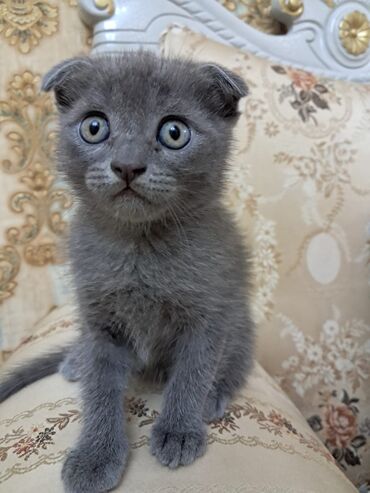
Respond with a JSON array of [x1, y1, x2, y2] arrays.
[[110, 162, 147, 185]]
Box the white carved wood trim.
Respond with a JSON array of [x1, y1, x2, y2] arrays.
[[78, 0, 370, 82]]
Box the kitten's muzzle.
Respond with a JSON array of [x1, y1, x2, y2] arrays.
[[111, 161, 147, 186]]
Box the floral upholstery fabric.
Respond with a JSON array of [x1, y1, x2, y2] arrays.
[[0, 305, 357, 492], [161, 27, 370, 489], [0, 1, 90, 361]]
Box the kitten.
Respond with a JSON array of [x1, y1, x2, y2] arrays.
[[0, 52, 255, 493]]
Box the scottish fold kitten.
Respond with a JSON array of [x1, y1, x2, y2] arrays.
[[0, 52, 255, 493]]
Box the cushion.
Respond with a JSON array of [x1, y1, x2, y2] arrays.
[[160, 27, 370, 489], [0, 305, 356, 493]]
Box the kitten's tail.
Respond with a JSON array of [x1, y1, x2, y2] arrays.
[[0, 349, 66, 403]]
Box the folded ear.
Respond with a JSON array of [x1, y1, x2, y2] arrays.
[[200, 63, 248, 118], [42, 57, 92, 111]]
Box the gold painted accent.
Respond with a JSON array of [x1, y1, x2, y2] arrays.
[[339, 11, 370, 56], [0, 1, 59, 54], [221, 0, 272, 17], [222, 0, 236, 11], [219, 1, 282, 35], [279, 0, 304, 17], [323, 0, 335, 7], [94, 0, 114, 15], [256, 0, 272, 17]]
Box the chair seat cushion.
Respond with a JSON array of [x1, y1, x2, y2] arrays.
[[0, 306, 356, 493]]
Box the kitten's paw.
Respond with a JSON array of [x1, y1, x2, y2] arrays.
[[150, 421, 206, 469], [203, 393, 230, 423], [62, 445, 128, 493]]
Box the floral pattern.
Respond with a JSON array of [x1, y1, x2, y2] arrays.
[[0, 409, 80, 462], [123, 394, 335, 463], [0, 70, 72, 298], [126, 396, 159, 427], [277, 307, 370, 397], [271, 65, 340, 125], [277, 307, 370, 481], [274, 137, 358, 200], [224, 95, 281, 323], [220, 400, 333, 463], [125, 393, 328, 461], [0, 0, 93, 356], [307, 390, 367, 470], [225, 166, 280, 323], [0, 245, 20, 302], [0, 0, 58, 54], [0, 362, 344, 488]]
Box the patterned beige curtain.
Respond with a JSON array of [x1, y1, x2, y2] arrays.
[[0, 1, 90, 361]]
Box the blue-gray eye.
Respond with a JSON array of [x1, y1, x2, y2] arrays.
[[158, 120, 191, 149], [80, 114, 110, 144]]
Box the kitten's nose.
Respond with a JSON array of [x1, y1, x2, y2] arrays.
[[110, 162, 147, 185]]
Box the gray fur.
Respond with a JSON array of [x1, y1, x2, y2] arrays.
[[0, 51, 254, 493], [0, 350, 66, 402]]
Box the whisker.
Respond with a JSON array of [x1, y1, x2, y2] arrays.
[[149, 176, 176, 185], [162, 197, 189, 247], [89, 166, 106, 173], [87, 175, 109, 181]]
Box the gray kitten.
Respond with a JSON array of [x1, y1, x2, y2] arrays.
[[0, 52, 255, 493]]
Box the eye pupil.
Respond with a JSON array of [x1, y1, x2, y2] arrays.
[[80, 114, 109, 144], [158, 119, 190, 149], [169, 125, 180, 140], [89, 121, 100, 136]]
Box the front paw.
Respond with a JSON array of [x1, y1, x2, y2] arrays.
[[150, 420, 206, 469], [62, 443, 128, 493]]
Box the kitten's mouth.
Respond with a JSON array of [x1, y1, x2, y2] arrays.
[[113, 187, 144, 201]]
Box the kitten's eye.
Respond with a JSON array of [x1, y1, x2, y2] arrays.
[[80, 114, 110, 144], [158, 119, 191, 150]]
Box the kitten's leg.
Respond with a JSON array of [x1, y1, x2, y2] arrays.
[[150, 329, 220, 469], [59, 338, 85, 382], [62, 334, 132, 493], [203, 387, 231, 422], [204, 348, 252, 423]]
